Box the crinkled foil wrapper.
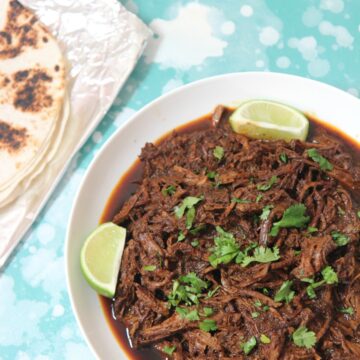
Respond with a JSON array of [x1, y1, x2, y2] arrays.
[[0, 0, 151, 267]]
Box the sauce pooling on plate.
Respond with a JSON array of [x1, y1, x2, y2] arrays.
[[100, 109, 360, 359]]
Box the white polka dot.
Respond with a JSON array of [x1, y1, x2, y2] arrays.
[[52, 304, 65, 317], [221, 21, 235, 35], [255, 60, 265, 68], [347, 88, 359, 97], [240, 5, 253, 17], [276, 56, 291, 69], [320, 0, 344, 13], [92, 131, 103, 144], [36, 223, 55, 245], [259, 26, 280, 46], [308, 59, 330, 78], [302, 6, 323, 27]]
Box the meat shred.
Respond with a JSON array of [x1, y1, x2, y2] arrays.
[[112, 109, 360, 359]]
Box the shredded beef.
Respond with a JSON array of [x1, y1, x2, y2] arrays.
[[112, 108, 360, 359]]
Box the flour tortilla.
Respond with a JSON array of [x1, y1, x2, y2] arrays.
[[0, 0, 66, 194]]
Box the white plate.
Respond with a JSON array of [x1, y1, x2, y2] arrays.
[[65, 72, 360, 359]]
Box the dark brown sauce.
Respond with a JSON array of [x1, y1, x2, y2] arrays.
[[99, 112, 359, 360]]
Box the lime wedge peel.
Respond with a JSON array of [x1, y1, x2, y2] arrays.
[[80, 222, 126, 298], [229, 100, 309, 141]]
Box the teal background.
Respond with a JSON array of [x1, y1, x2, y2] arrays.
[[1, 0, 359, 358]]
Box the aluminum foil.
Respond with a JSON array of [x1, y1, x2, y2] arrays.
[[0, 0, 151, 267]]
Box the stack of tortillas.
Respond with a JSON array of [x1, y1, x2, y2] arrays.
[[0, 0, 69, 208]]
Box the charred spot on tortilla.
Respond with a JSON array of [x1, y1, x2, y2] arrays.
[[0, 120, 27, 152], [0, 0, 43, 59], [13, 69, 53, 112]]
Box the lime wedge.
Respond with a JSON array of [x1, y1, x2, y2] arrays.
[[80, 222, 126, 298], [229, 100, 309, 141]]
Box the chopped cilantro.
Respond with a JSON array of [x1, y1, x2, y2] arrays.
[[190, 224, 206, 235], [199, 319, 217, 332], [274, 280, 295, 303], [254, 300, 262, 308], [191, 239, 199, 247], [231, 197, 251, 204], [142, 265, 156, 272], [292, 326, 316, 349], [174, 196, 203, 219], [202, 307, 214, 317], [251, 311, 260, 318], [257, 175, 278, 191], [307, 226, 318, 233], [256, 194, 263, 203], [168, 272, 208, 307], [339, 307, 354, 315], [162, 185, 176, 196], [302, 266, 338, 299], [331, 231, 349, 246], [307, 148, 333, 171], [241, 246, 280, 267], [270, 204, 310, 237], [178, 231, 185, 242], [357, 211, 360, 218], [262, 287, 269, 295], [260, 334, 271, 344], [294, 249, 302, 256], [206, 286, 220, 299], [241, 336, 257, 355], [208, 227, 241, 267], [176, 307, 200, 321], [260, 205, 274, 221], [162, 345, 176, 355], [262, 305, 270, 311], [186, 206, 196, 229], [206, 171, 218, 180], [280, 153, 288, 163], [213, 146, 224, 161]]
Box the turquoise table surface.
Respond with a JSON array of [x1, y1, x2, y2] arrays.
[[1, 0, 360, 358]]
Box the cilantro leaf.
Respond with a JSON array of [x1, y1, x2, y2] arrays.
[[292, 326, 316, 349], [191, 239, 199, 247], [168, 273, 208, 307], [241, 336, 257, 355], [206, 286, 220, 299], [270, 204, 310, 236], [280, 153, 288, 163], [142, 265, 156, 272], [241, 246, 280, 267], [251, 311, 260, 318], [357, 211, 360, 219], [257, 176, 278, 191], [302, 266, 338, 299], [260, 334, 271, 344], [274, 280, 295, 303], [199, 319, 217, 332], [162, 185, 176, 196], [231, 198, 251, 204], [209, 226, 240, 267], [178, 231, 185, 242], [339, 307, 354, 315], [162, 345, 176, 355], [331, 231, 349, 246], [260, 205, 273, 221], [206, 171, 218, 180], [256, 194, 263, 203], [307, 226, 318, 233], [321, 265, 338, 284], [213, 146, 224, 161], [307, 148, 333, 171], [186, 206, 196, 229], [174, 196, 203, 219], [202, 307, 214, 317], [176, 307, 200, 321]]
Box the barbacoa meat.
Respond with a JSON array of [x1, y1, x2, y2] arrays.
[[112, 108, 360, 359]]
